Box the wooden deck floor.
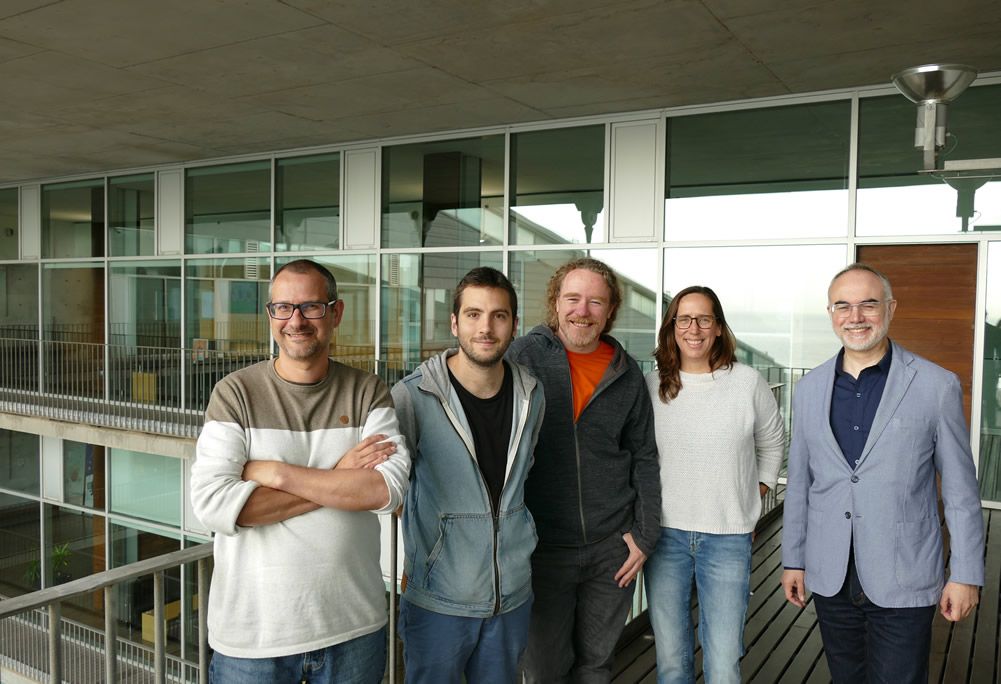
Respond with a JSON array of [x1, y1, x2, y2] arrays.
[[613, 507, 1001, 684]]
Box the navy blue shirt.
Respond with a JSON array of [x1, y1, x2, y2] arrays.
[[830, 345, 892, 469]]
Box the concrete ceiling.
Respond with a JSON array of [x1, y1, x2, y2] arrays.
[[1, 0, 1000, 185]]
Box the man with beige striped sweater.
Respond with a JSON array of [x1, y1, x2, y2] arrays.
[[191, 259, 410, 684]]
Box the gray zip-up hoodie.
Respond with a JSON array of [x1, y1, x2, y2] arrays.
[[391, 350, 546, 617], [507, 325, 661, 555]]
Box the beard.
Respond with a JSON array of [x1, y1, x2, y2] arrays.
[[837, 317, 890, 352], [559, 317, 602, 351], [457, 335, 510, 369]]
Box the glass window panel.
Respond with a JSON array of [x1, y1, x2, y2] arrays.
[[664, 245, 847, 372], [185, 161, 271, 254], [0, 492, 39, 595], [41, 178, 105, 258], [0, 263, 38, 337], [108, 261, 182, 406], [666, 101, 851, 241], [381, 251, 502, 375], [43, 262, 104, 342], [509, 248, 658, 366], [109, 449, 181, 526], [382, 136, 504, 248], [110, 522, 182, 647], [276, 153, 340, 251], [108, 173, 155, 256], [857, 85, 1001, 235], [510, 126, 605, 245], [62, 440, 105, 511], [0, 429, 40, 496], [0, 263, 39, 392], [185, 258, 270, 351], [42, 503, 106, 588], [109, 261, 181, 348], [981, 241, 1001, 503], [276, 255, 375, 369], [0, 187, 18, 260], [42, 263, 104, 397], [185, 258, 271, 410]]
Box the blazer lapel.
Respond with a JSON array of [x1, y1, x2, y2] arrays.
[[857, 341, 915, 467], [816, 356, 851, 468]]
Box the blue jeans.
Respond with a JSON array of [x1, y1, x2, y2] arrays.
[[521, 534, 636, 683], [812, 550, 935, 684], [644, 528, 751, 684], [208, 626, 386, 684], [398, 596, 532, 683]]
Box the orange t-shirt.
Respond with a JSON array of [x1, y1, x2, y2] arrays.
[[566, 341, 615, 422]]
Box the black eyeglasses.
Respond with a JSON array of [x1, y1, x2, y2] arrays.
[[266, 300, 337, 320], [674, 315, 716, 330]]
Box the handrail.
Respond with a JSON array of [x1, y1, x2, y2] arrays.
[[1, 544, 213, 684], [0, 544, 212, 619]]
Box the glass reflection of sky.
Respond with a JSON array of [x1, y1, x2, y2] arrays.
[[664, 245, 846, 369], [510, 204, 606, 244], [858, 181, 1001, 235], [666, 189, 849, 241]]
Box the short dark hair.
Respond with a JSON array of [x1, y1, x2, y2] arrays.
[[544, 257, 622, 334], [453, 267, 518, 318], [654, 285, 737, 402], [271, 259, 338, 301]]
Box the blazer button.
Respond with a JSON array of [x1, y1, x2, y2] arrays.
[[844, 512, 851, 519], [851, 475, 859, 483]]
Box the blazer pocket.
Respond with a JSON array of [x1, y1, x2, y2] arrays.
[[894, 517, 944, 592]]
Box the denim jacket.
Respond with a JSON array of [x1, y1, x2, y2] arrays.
[[391, 350, 545, 617]]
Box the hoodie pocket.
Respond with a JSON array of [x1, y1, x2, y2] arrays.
[[424, 513, 495, 605], [497, 505, 538, 601]]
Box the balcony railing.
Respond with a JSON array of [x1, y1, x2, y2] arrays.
[[0, 544, 212, 684]]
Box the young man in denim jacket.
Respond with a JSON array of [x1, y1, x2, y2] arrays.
[[391, 267, 545, 684]]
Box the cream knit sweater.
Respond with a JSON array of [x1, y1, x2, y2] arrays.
[[645, 363, 785, 535]]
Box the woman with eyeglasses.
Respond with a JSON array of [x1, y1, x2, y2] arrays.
[[643, 285, 785, 684]]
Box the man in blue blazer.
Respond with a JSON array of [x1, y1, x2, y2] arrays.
[[781, 263, 984, 684]]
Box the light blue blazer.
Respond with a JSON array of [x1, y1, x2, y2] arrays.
[[782, 341, 984, 608]]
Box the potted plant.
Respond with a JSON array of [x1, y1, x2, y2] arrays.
[[23, 543, 73, 588]]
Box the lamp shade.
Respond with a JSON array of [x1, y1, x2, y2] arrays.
[[891, 64, 977, 104]]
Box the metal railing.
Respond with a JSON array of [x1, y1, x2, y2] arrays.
[[0, 544, 212, 684]]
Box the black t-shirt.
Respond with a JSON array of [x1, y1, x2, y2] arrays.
[[448, 362, 514, 513]]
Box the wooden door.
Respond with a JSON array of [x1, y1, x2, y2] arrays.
[[856, 244, 977, 422]]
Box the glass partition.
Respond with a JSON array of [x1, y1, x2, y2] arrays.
[[109, 261, 181, 348], [42, 503, 106, 588], [185, 258, 271, 409], [0, 263, 38, 338], [509, 248, 658, 365], [0, 187, 18, 260], [110, 522, 182, 647], [185, 161, 271, 254], [108, 173, 155, 256], [42, 262, 104, 343], [0, 429, 40, 496], [666, 101, 851, 241], [184, 258, 270, 352], [276, 153, 340, 251], [380, 251, 502, 375], [277, 255, 376, 367], [0, 492, 40, 596], [981, 241, 1001, 503], [382, 136, 504, 248], [510, 126, 605, 245], [41, 178, 105, 258], [109, 449, 181, 526], [857, 84, 1001, 236]]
